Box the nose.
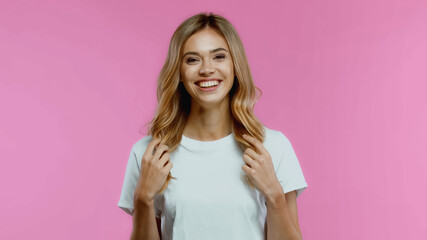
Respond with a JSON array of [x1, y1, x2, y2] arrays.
[[199, 61, 215, 75]]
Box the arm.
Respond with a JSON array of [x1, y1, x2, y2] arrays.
[[265, 189, 302, 240], [240, 133, 304, 240], [130, 198, 161, 240]]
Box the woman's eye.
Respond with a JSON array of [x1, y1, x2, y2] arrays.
[[186, 58, 198, 63], [186, 54, 225, 64]]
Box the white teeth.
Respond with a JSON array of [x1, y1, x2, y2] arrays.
[[197, 80, 219, 88]]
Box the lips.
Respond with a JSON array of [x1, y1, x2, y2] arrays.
[[194, 78, 222, 85]]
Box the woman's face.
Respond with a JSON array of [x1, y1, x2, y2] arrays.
[[180, 28, 235, 109]]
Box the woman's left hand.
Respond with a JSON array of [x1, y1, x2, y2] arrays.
[[242, 134, 282, 197]]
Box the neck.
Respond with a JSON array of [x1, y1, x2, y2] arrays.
[[183, 97, 232, 141]]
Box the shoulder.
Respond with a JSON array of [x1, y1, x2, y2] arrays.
[[262, 125, 291, 148], [130, 135, 153, 157], [261, 126, 293, 163]]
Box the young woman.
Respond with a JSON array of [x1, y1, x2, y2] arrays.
[[118, 12, 308, 240]]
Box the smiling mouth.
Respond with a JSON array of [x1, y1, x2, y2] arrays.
[[195, 80, 221, 88]]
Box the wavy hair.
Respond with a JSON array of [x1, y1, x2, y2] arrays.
[[142, 12, 265, 193]]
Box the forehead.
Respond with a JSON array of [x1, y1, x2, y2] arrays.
[[182, 28, 229, 53]]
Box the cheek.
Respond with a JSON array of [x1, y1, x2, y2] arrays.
[[224, 62, 234, 76], [182, 66, 198, 78], [180, 69, 191, 83]]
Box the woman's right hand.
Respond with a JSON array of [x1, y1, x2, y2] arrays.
[[134, 137, 173, 205]]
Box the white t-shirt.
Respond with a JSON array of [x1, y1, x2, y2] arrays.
[[117, 126, 308, 240]]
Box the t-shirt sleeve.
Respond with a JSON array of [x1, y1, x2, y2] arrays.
[[117, 141, 163, 218], [275, 132, 308, 199]]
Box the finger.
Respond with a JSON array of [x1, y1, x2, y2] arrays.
[[153, 144, 169, 161], [243, 134, 266, 155], [242, 164, 254, 175], [164, 160, 173, 173], [243, 154, 256, 168], [144, 137, 162, 158], [244, 148, 259, 161], [159, 152, 170, 167]]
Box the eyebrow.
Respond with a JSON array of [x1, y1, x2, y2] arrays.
[[182, 47, 229, 58]]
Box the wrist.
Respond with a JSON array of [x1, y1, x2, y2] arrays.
[[134, 193, 155, 207], [134, 198, 154, 214], [264, 183, 285, 208]]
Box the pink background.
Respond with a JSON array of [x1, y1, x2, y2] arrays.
[[1, 0, 426, 239]]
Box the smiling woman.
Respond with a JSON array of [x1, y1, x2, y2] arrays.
[[117, 12, 308, 240]]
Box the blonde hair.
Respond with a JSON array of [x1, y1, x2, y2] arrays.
[[142, 12, 265, 193]]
